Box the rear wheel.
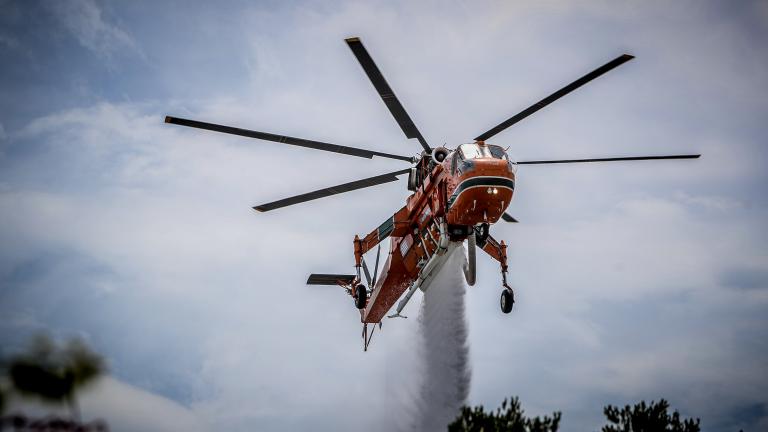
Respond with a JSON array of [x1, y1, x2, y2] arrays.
[[500, 289, 514, 314], [355, 284, 368, 309]]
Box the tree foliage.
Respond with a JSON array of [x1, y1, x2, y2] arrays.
[[448, 396, 561, 432], [602, 399, 700, 432], [3, 334, 106, 420]]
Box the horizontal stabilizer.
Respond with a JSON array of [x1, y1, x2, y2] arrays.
[[307, 274, 356, 285]]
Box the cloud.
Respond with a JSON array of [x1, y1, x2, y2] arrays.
[[47, 0, 142, 60], [0, 34, 19, 50], [0, 100, 422, 430], [4, 376, 208, 432], [0, 1, 767, 431], [719, 266, 768, 291], [675, 191, 743, 211]]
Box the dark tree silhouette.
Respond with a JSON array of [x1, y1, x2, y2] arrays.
[[602, 399, 700, 432], [448, 396, 561, 432], [5, 334, 105, 421]]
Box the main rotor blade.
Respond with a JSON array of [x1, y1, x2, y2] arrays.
[[517, 154, 700, 165], [501, 213, 519, 223], [474, 54, 635, 142], [165, 116, 413, 162], [253, 168, 411, 212], [345, 37, 431, 153]]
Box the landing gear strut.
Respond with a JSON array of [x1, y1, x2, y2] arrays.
[[500, 266, 515, 313], [475, 230, 515, 314]]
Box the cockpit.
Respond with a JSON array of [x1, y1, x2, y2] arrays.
[[458, 143, 508, 160], [451, 143, 516, 175]]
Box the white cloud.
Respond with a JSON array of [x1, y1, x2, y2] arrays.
[[48, 0, 142, 60], [4, 376, 208, 432], [1, 1, 767, 431], [675, 191, 742, 211]]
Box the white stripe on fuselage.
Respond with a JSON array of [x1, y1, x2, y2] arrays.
[[450, 176, 515, 205]]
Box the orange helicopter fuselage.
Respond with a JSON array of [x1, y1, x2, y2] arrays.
[[356, 143, 515, 323]]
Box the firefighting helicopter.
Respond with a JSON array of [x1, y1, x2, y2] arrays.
[[165, 37, 699, 350]]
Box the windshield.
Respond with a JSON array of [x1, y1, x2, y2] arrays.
[[459, 143, 508, 160], [459, 143, 484, 159], [488, 145, 508, 160]]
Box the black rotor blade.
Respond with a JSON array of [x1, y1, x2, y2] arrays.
[[345, 37, 431, 153], [517, 154, 700, 165], [165, 116, 413, 162], [501, 213, 519, 223], [475, 54, 635, 142], [253, 168, 411, 212]]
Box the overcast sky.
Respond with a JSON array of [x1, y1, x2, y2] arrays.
[[1, 1, 767, 431]]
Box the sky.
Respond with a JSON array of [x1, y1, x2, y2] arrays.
[[1, 0, 767, 430]]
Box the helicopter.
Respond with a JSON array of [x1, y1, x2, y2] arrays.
[[165, 37, 699, 350]]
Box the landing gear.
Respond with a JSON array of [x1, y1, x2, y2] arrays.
[[500, 289, 514, 314], [475, 223, 489, 248], [499, 257, 514, 314], [473, 232, 515, 314], [354, 284, 367, 309]]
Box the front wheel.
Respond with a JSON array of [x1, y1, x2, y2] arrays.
[[355, 284, 368, 309], [500, 289, 514, 314], [475, 223, 489, 248]]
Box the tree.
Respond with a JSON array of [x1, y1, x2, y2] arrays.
[[602, 399, 700, 432], [448, 396, 561, 432], [5, 334, 105, 421]]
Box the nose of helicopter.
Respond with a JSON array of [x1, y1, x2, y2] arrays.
[[471, 158, 513, 174], [446, 157, 515, 225]]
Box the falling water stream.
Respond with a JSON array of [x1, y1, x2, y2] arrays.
[[411, 246, 471, 431]]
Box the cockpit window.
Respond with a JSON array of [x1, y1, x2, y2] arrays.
[[459, 143, 483, 159], [488, 145, 508, 160], [459, 143, 508, 160]]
